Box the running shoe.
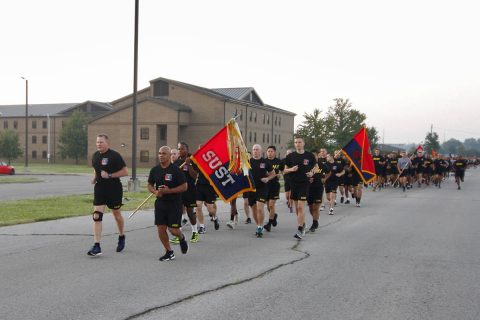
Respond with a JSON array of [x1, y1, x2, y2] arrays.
[[181, 218, 188, 226], [245, 217, 252, 224], [169, 236, 180, 244], [87, 244, 102, 256], [190, 232, 199, 243], [302, 224, 306, 236], [116, 235, 126, 252], [179, 236, 188, 254], [356, 203, 361, 207], [198, 226, 206, 234], [309, 224, 316, 232], [340, 196, 344, 203], [329, 208, 334, 215], [214, 218, 220, 230], [345, 199, 350, 204], [294, 230, 303, 240], [159, 251, 175, 261], [263, 222, 271, 232], [256, 227, 263, 238], [272, 213, 278, 227], [226, 220, 235, 229]]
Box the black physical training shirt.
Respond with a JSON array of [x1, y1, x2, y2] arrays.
[[266, 157, 284, 183], [284, 151, 316, 183], [325, 162, 344, 183], [412, 156, 425, 168], [454, 159, 468, 172], [148, 163, 186, 202], [373, 155, 386, 169], [91, 149, 126, 184], [174, 156, 196, 187], [310, 160, 327, 188], [250, 157, 273, 188]]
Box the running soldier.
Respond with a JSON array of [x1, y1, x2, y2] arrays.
[[148, 146, 188, 261], [372, 149, 386, 191], [324, 154, 345, 215], [264, 146, 284, 232], [284, 137, 316, 240], [249, 144, 275, 237], [307, 151, 326, 232], [453, 155, 468, 190], [88, 134, 128, 257], [173, 142, 199, 243], [397, 151, 412, 192]]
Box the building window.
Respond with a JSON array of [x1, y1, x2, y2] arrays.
[[278, 117, 281, 126], [263, 114, 266, 124], [249, 112, 252, 122], [140, 127, 149, 140], [32, 151, 37, 159], [42, 136, 47, 144], [32, 120, 37, 129], [14, 121, 18, 129], [42, 121, 47, 129], [254, 112, 257, 123], [279, 135, 281, 143], [3, 120, 8, 129], [240, 110, 243, 121], [140, 150, 149, 163], [159, 125, 167, 140], [267, 114, 270, 124], [262, 133, 265, 143], [254, 132, 257, 143], [267, 133, 269, 143], [42, 151, 47, 159], [32, 136, 37, 144], [275, 116, 277, 126], [153, 80, 169, 96], [249, 131, 252, 143]]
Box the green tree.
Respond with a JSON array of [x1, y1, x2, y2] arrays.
[[58, 111, 88, 164], [441, 138, 463, 155], [324, 98, 379, 149], [0, 130, 23, 164], [464, 138, 480, 151], [424, 131, 441, 154], [293, 108, 328, 152]]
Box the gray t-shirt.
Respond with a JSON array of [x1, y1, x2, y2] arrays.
[[397, 157, 411, 170]]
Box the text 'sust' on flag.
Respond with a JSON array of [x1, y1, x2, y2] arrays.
[[191, 122, 254, 202]]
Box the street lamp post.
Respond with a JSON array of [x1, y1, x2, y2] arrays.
[[21, 77, 28, 168]]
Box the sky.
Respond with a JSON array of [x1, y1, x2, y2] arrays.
[[1, 0, 479, 144]]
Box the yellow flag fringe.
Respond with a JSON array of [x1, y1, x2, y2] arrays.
[[226, 118, 251, 176]]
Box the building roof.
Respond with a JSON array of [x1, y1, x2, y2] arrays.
[[0, 103, 79, 117], [150, 77, 296, 116], [88, 96, 191, 123]]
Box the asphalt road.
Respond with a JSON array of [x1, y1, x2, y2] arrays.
[[0, 175, 136, 201], [1, 170, 479, 320]]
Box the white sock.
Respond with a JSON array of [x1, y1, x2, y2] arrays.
[[200, 224, 205, 228], [182, 213, 187, 220], [192, 223, 198, 233]]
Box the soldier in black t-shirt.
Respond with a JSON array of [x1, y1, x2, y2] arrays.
[[87, 134, 129, 257], [324, 154, 346, 215], [412, 152, 425, 187], [173, 142, 199, 243], [372, 149, 386, 191], [334, 151, 348, 203], [148, 146, 188, 261], [283, 149, 294, 213], [264, 146, 284, 232], [433, 155, 448, 188], [307, 152, 326, 232], [284, 137, 317, 240], [453, 155, 468, 190], [249, 144, 275, 238]]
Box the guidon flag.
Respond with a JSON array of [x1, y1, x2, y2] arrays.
[[341, 126, 376, 184]]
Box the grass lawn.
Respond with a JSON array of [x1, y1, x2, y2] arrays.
[[0, 188, 155, 227]]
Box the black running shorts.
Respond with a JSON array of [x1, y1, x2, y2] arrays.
[[248, 185, 268, 207], [307, 186, 323, 205], [182, 185, 197, 208], [154, 200, 183, 228], [267, 181, 280, 200], [290, 181, 309, 201], [93, 182, 123, 210], [325, 182, 339, 194], [196, 184, 216, 204]]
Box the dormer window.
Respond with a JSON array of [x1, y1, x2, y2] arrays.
[[153, 80, 169, 97]]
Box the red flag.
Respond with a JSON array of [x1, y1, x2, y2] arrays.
[[341, 127, 376, 183], [191, 125, 254, 202], [416, 145, 424, 153]]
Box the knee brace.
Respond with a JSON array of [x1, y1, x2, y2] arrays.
[[93, 211, 104, 222]]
